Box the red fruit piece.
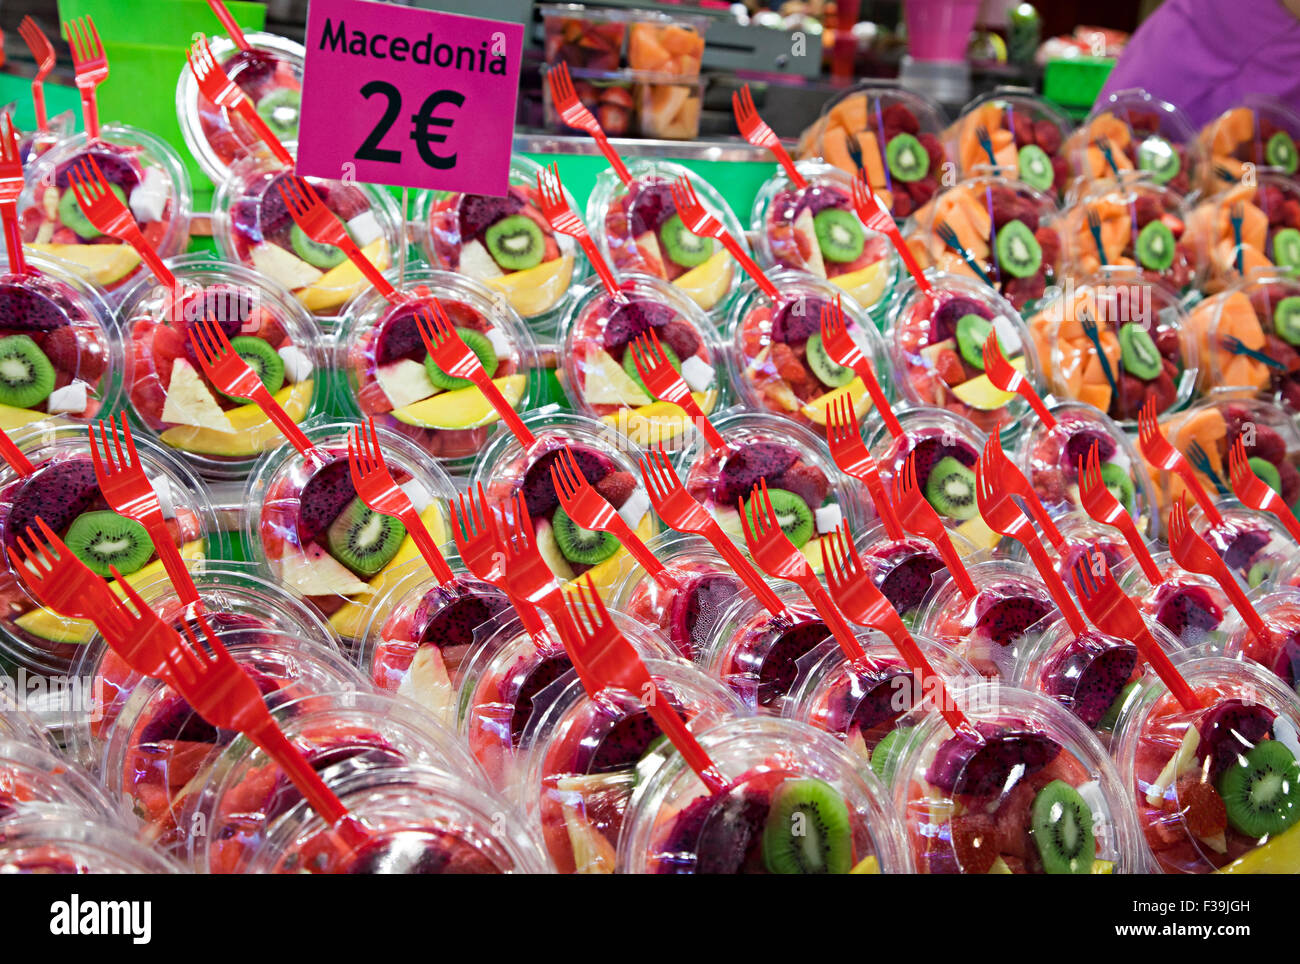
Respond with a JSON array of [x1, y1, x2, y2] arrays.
[[990, 191, 1020, 229], [772, 462, 830, 509], [1282, 200, 1300, 230], [1011, 112, 1035, 148], [933, 348, 967, 386], [950, 812, 998, 874], [1238, 422, 1287, 464], [1133, 195, 1163, 229], [1002, 270, 1046, 310], [881, 103, 920, 137], [1279, 460, 1300, 505], [1033, 119, 1062, 155], [905, 178, 937, 207], [1148, 370, 1178, 414], [892, 191, 914, 219], [594, 470, 636, 509], [658, 320, 701, 359], [918, 133, 946, 176], [1050, 156, 1069, 190], [1174, 776, 1227, 838], [1034, 226, 1061, 267], [770, 342, 819, 400]]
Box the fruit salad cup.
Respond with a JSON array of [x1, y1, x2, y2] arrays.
[[1189, 505, 1294, 591], [519, 659, 744, 873], [0, 424, 215, 678], [539, 4, 630, 71], [174, 32, 305, 184], [12, 109, 74, 167], [1118, 549, 1234, 650], [1222, 588, 1300, 694], [587, 159, 744, 315], [560, 274, 723, 451], [749, 161, 899, 318], [890, 680, 1144, 873], [854, 522, 974, 625], [412, 156, 584, 333], [1184, 275, 1300, 404], [119, 256, 326, 481], [627, 11, 708, 76], [1112, 654, 1300, 873], [0, 739, 124, 826], [905, 175, 1063, 311], [0, 251, 119, 431], [619, 715, 910, 873], [1197, 96, 1300, 194], [245, 420, 457, 649], [1067, 90, 1203, 197], [17, 126, 192, 297], [211, 156, 402, 318], [803, 84, 951, 222], [1185, 174, 1300, 289], [0, 814, 184, 873], [886, 273, 1043, 440], [950, 88, 1074, 199], [540, 65, 636, 137], [1053, 515, 1144, 588], [727, 270, 890, 434]]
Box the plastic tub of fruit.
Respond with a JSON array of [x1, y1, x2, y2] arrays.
[[950, 87, 1074, 199], [336, 267, 540, 468], [634, 73, 705, 140], [1067, 89, 1203, 197], [1186, 503, 1295, 591], [853, 519, 976, 624], [1197, 96, 1300, 193], [211, 155, 402, 318], [539, 4, 632, 71], [1117, 548, 1234, 651], [1183, 273, 1300, 404], [558, 274, 724, 451], [17, 125, 192, 297], [0, 814, 184, 873], [540, 65, 636, 137], [1184, 173, 1300, 289], [174, 31, 304, 185], [0, 740, 126, 826], [1222, 588, 1300, 695], [626, 11, 709, 77], [411, 155, 585, 333], [749, 160, 899, 319]]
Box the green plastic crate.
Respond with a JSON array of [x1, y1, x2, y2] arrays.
[[1043, 57, 1116, 120]]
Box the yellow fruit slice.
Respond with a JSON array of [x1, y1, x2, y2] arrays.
[[673, 249, 733, 310], [956, 514, 1001, 552], [988, 856, 1014, 874], [802, 378, 869, 426], [390, 375, 527, 430], [27, 242, 141, 287], [483, 256, 574, 318], [15, 540, 206, 644], [830, 261, 886, 310], [849, 855, 880, 874], [1091, 859, 1114, 874], [159, 381, 313, 457], [951, 358, 1023, 410], [561, 513, 655, 601], [800, 532, 834, 574], [600, 394, 715, 445], [297, 239, 390, 313], [1216, 820, 1300, 873], [0, 402, 52, 432]]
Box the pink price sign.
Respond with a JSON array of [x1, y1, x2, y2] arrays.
[[296, 0, 522, 195]]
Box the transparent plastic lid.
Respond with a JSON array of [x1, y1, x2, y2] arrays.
[[1197, 94, 1300, 193], [1070, 88, 1203, 197], [1222, 587, 1300, 694], [1182, 271, 1300, 402], [0, 739, 125, 826], [1187, 173, 1300, 289], [950, 87, 1074, 198], [0, 814, 185, 873]]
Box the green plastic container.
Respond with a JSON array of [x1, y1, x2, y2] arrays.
[[56, 0, 266, 44], [1043, 57, 1116, 120]]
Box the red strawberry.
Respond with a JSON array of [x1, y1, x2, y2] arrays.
[[918, 133, 946, 176], [905, 178, 937, 207], [658, 320, 700, 359], [1002, 270, 1046, 309], [1173, 776, 1227, 838], [950, 812, 998, 874], [1011, 112, 1035, 149], [770, 342, 819, 400], [1148, 371, 1179, 414], [1279, 460, 1300, 505], [892, 191, 914, 219], [772, 462, 829, 509], [1034, 226, 1061, 267], [1133, 194, 1162, 229], [1239, 422, 1287, 464], [881, 103, 920, 137], [1033, 119, 1062, 155], [1282, 200, 1300, 230], [1050, 155, 1070, 191], [594, 470, 636, 509]]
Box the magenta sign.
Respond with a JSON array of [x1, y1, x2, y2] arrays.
[[296, 0, 522, 195]]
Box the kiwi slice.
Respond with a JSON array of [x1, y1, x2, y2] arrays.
[[955, 313, 995, 370], [0, 335, 55, 409], [1136, 220, 1176, 271], [1136, 135, 1180, 184], [658, 214, 712, 269], [812, 208, 866, 264], [924, 457, 977, 521], [64, 510, 152, 578], [1272, 228, 1300, 272], [1017, 144, 1053, 193], [221, 335, 285, 403], [743, 487, 814, 548], [255, 87, 301, 141], [869, 726, 912, 785], [995, 220, 1042, 279], [1216, 739, 1300, 838], [485, 214, 545, 272], [552, 506, 619, 566], [424, 327, 498, 390], [885, 133, 929, 183], [57, 183, 126, 240], [326, 496, 406, 578], [1274, 296, 1300, 346], [290, 223, 347, 270], [1097, 680, 1139, 732], [805, 333, 854, 388], [1118, 322, 1162, 380], [622, 339, 679, 393], [1249, 456, 1282, 494], [1098, 461, 1136, 512], [1267, 131, 1299, 175], [1030, 779, 1095, 874], [1248, 560, 1276, 589], [761, 777, 853, 874]]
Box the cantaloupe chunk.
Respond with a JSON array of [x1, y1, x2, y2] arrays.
[[829, 95, 869, 135], [1090, 113, 1132, 150], [1077, 382, 1113, 413], [858, 130, 886, 188], [1208, 107, 1255, 156], [991, 128, 1018, 171]]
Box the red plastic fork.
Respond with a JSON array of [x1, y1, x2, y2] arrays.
[[88, 415, 200, 606], [825, 393, 903, 539], [206, 0, 253, 52], [188, 316, 317, 457], [0, 113, 26, 276], [732, 84, 807, 188], [561, 574, 727, 793], [627, 330, 725, 451], [820, 522, 972, 734], [818, 296, 902, 439], [982, 332, 1055, 427], [894, 452, 977, 600], [1070, 550, 1203, 711], [0, 427, 34, 477], [63, 16, 107, 139], [347, 418, 454, 585], [496, 491, 569, 619], [851, 172, 932, 293], [1137, 396, 1224, 527], [1078, 444, 1163, 585], [18, 17, 54, 133], [66, 155, 177, 286], [638, 444, 786, 616], [187, 37, 293, 165], [982, 432, 1066, 550], [277, 176, 401, 304], [546, 62, 632, 186], [669, 175, 779, 300], [1168, 496, 1271, 642], [535, 163, 622, 300], [413, 301, 536, 447], [1229, 436, 1300, 544], [740, 479, 866, 661]]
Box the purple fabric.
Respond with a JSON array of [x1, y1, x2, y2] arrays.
[[1097, 0, 1300, 127]]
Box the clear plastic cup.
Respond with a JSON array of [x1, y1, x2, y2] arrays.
[[890, 680, 1144, 873], [1112, 653, 1300, 873], [886, 271, 1042, 440], [1197, 95, 1300, 193], [586, 158, 744, 315], [335, 266, 541, 469], [469, 409, 657, 597], [0, 252, 120, 429], [1187, 175, 1300, 292], [1068, 88, 1203, 198], [0, 814, 184, 873], [539, 64, 636, 137], [618, 715, 910, 873], [855, 521, 974, 623], [1183, 274, 1300, 403], [558, 274, 725, 451], [950, 87, 1074, 199], [1052, 513, 1149, 583], [411, 155, 586, 334], [0, 739, 125, 825], [117, 255, 327, 481], [14, 110, 74, 166], [0, 688, 55, 751], [0, 423, 217, 677], [211, 154, 402, 319], [174, 31, 305, 184], [726, 269, 890, 435], [539, 4, 631, 71], [626, 11, 709, 76], [1118, 549, 1234, 650], [1189, 503, 1294, 591], [244, 420, 457, 650], [518, 659, 744, 873], [1222, 587, 1300, 692], [748, 160, 899, 321], [17, 125, 192, 297]]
